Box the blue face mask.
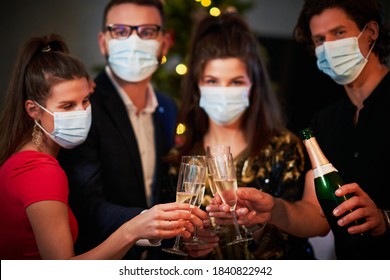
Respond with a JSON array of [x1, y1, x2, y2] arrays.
[[108, 35, 160, 82], [34, 102, 92, 149], [315, 25, 375, 85], [199, 86, 250, 125]]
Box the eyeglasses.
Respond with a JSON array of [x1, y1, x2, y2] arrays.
[[106, 24, 161, 40]]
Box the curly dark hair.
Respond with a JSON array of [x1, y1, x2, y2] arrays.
[[293, 0, 390, 64]]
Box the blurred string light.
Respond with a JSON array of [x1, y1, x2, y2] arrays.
[[200, 0, 212, 7], [174, 0, 220, 75], [209, 7, 221, 16], [176, 123, 186, 135], [175, 63, 187, 75], [161, 55, 167, 64]]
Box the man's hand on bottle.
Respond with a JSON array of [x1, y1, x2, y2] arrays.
[[333, 182, 386, 236]]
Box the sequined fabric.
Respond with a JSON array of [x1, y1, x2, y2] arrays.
[[166, 129, 314, 259]]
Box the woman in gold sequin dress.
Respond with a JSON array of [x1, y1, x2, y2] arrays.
[[163, 12, 316, 259]]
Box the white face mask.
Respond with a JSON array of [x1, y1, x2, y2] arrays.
[[315, 25, 375, 85], [34, 102, 92, 149], [199, 86, 250, 125], [108, 35, 160, 82]]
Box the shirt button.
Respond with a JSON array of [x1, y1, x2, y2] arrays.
[[353, 152, 359, 158]]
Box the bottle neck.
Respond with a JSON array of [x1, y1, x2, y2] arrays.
[[303, 136, 330, 169]]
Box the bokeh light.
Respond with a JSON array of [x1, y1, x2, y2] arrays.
[[176, 63, 188, 75], [176, 123, 186, 135], [200, 0, 212, 8], [209, 7, 221, 17]]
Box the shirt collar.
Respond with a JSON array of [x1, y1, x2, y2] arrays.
[[105, 66, 158, 114]]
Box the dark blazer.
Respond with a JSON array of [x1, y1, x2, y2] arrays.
[[58, 70, 178, 258]]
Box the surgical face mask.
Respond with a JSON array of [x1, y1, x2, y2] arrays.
[[108, 35, 160, 82], [34, 102, 92, 149], [315, 25, 375, 85], [199, 86, 250, 125]]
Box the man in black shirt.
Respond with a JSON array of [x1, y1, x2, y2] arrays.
[[221, 0, 390, 260]]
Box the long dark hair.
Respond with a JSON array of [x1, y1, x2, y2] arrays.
[[293, 0, 390, 64], [178, 12, 286, 158], [0, 33, 90, 165]]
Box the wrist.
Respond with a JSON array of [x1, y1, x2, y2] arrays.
[[246, 223, 267, 234], [246, 223, 268, 252], [382, 209, 390, 233], [269, 197, 281, 224]]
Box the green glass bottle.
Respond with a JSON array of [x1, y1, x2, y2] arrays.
[[301, 127, 364, 240]]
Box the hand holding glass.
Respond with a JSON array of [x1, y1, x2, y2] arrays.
[[181, 155, 207, 245], [162, 161, 206, 256], [208, 152, 253, 245], [206, 145, 231, 233]]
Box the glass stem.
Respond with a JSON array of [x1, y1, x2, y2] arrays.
[[193, 226, 198, 240], [231, 210, 242, 239], [173, 235, 181, 249]]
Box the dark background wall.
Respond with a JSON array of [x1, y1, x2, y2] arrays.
[[0, 0, 389, 135]]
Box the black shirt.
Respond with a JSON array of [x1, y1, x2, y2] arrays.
[[310, 72, 390, 259]]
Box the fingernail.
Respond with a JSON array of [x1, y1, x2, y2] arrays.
[[333, 208, 340, 215], [206, 206, 211, 211], [335, 189, 341, 195], [338, 218, 344, 226]]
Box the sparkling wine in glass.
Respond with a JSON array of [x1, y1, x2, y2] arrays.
[[208, 152, 253, 245], [162, 161, 206, 256], [183, 184, 206, 245], [181, 155, 207, 245], [206, 145, 230, 233]]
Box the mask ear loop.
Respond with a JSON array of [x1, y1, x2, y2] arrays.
[[357, 24, 376, 60], [34, 101, 54, 116], [365, 40, 376, 59], [33, 101, 53, 136], [357, 24, 368, 40], [34, 119, 51, 137]]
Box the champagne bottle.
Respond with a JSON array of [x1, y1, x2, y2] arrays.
[[300, 127, 364, 239]]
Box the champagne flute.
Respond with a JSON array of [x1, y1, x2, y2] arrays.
[[206, 145, 230, 233], [181, 155, 207, 167], [183, 184, 206, 245], [181, 155, 207, 245], [162, 161, 206, 256], [208, 152, 253, 245], [206, 145, 231, 158]]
